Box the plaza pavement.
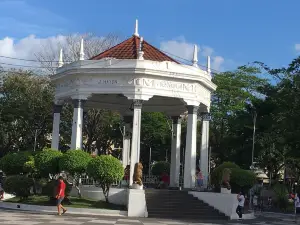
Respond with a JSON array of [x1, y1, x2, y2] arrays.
[[0, 210, 298, 225]]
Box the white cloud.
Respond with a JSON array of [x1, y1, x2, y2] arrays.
[[160, 37, 226, 71], [295, 44, 300, 52], [0, 35, 67, 71]]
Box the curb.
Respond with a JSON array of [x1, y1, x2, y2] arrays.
[[0, 202, 127, 217]]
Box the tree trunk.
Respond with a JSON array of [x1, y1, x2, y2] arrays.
[[101, 184, 109, 203], [75, 185, 81, 198]]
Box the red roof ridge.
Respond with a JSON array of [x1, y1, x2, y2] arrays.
[[89, 36, 179, 64]]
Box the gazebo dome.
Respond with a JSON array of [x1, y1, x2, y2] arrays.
[[90, 35, 179, 63]]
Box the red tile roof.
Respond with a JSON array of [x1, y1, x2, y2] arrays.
[[90, 36, 179, 63]]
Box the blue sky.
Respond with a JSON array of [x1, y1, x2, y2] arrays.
[[0, 0, 299, 72]]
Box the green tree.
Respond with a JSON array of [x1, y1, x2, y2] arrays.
[[59, 150, 92, 197], [210, 66, 268, 167], [0, 151, 33, 175], [0, 71, 54, 154], [140, 112, 172, 173], [87, 155, 124, 203], [34, 148, 63, 178], [83, 109, 122, 155]]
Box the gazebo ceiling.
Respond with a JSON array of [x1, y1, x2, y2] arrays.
[[90, 35, 179, 64], [82, 94, 188, 116]]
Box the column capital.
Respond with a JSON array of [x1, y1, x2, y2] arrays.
[[187, 105, 199, 114], [130, 99, 143, 110], [73, 99, 86, 108], [201, 112, 211, 121], [53, 104, 63, 114], [171, 116, 182, 124]]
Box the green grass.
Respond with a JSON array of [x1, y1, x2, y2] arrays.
[[5, 196, 126, 211]]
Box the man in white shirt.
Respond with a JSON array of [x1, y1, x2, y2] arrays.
[[236, 191, 245, 220]]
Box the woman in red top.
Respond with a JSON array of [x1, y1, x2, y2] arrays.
[[56, 176, 67, 216]]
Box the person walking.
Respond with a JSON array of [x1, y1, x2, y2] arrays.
[[195, 168, 204, 190], [236, 191, 245, 221], [56, 176, 67, 216], [295, 193, 300, 222], [0, 181, 4, 200]]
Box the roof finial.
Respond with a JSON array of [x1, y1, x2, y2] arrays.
[[192, 44, 198, 67], [134, 19, 139, 37], [138, 37, 144, 60], [58, 48, 64, 68], [207, 56, 211, 73], [79, 38, 85, 60]]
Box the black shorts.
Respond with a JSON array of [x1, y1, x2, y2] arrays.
[[56, 197, 64, 205], [296, 208, 300, 214]]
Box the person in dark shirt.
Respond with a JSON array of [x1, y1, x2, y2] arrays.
[[56, 176, 67, 216]]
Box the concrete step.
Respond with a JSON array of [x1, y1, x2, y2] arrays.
[[145, 190, 229, 220], [148, 213, 227, 220]]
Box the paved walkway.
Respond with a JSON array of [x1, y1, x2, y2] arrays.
[[0, 210, 298, 225]]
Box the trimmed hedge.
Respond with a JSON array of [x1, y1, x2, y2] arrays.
[[151, 161, 170, 176], [3, 175, 33, 198], [59, 150, 92, 175], [211, 162, 240, 187], [0, 151, 33, 175], [34, 148, 63, 177], [87, 155, 124, 203], [230, 168, 256, 193]]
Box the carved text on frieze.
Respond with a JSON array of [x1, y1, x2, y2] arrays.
[[131, 78, 195, 92]]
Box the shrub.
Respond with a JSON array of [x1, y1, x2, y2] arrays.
[[0, 151, 33, 175], [87, 155, 124, 203], [59, 150, 92, 197], [230, 168, 256, 193], [273, 183, 289, 211], [211, 162, 240, 188], [59, 150, 91, 175], [151, 161, 170, 176], [3, 175, 33, 199], [34, 148, 63, 177]]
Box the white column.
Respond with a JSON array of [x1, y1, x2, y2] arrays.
[[71, 99, 85, 150], [51, 104, 63, 150], [184, 105, 199, 189], [200, 113, 210, 188], [122, 118, 132, 168], [129, 100, 142, 186], [170, 116, 182, 188]]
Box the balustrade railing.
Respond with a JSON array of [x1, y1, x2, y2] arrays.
[[80, 175, 184, 188]]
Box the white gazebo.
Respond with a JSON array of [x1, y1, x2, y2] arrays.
[[50, 20, 216, 193]]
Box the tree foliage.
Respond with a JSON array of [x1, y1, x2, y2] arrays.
[[87, 155, 124, 203], [151, 161, 170, 176], [0, 71, 53, 154], [34, 148, 63, 177], [0, 151, 33, 175]]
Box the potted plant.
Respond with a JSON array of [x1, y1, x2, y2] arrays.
[[221, 168, 231, 194]]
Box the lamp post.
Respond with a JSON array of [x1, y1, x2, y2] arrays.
[[251, 110, 257, 167]]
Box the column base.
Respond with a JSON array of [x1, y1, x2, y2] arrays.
[[168, 186, 180, 190]]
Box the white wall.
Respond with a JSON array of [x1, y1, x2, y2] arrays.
[[189, 191, 254, 220], [70, 186, 127, 206]]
